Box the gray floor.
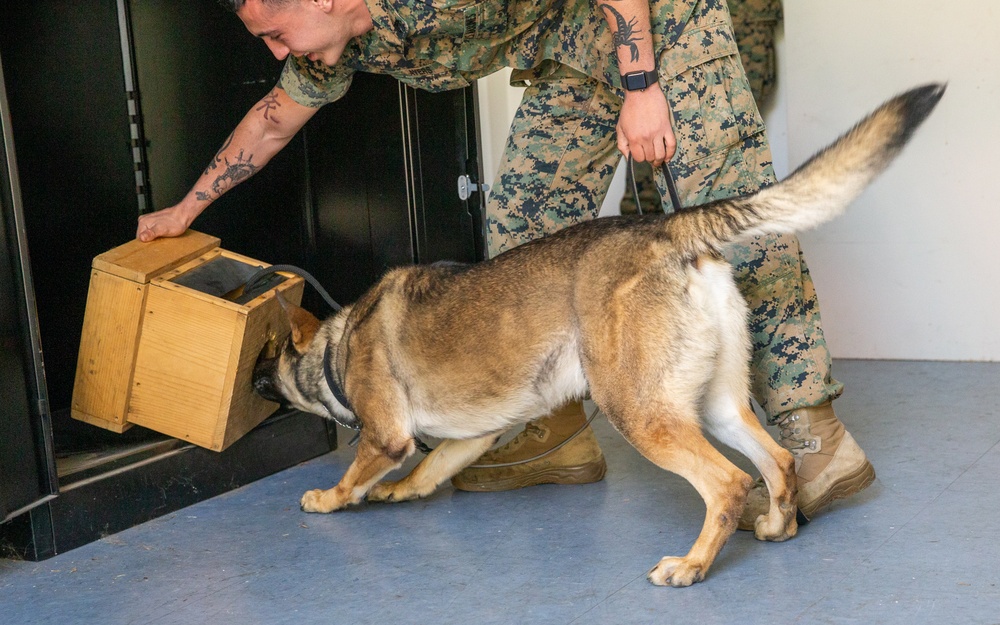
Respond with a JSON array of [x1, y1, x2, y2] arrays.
[[2, 360, 999, 625]]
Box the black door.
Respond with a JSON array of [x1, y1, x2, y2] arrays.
[[304, 75, 487, 305], [0, 0, 485, 558], [0, 59, 57, 525], [0, 0, 486, 447]]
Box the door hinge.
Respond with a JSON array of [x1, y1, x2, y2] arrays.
[[457, 174, 489, 201]]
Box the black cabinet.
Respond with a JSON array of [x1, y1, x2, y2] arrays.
[[0, 60, 58, 528], [0, 0, 486, 560]]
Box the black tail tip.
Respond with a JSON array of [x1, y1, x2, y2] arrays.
[[899, 82, 947, 127], [879, 83, 946, 149]]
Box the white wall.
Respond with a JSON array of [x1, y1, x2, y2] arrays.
[[477, 0, 1000, 361], [783, 1, 1000, 362], [476, 68, 520, 193]]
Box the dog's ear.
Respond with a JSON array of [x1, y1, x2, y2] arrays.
[[277, 293, 320, 354]]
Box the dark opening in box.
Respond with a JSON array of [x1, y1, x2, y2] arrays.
[[170, 256, 287, 304]]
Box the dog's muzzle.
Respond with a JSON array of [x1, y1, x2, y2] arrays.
[[253, 345, 285, 404]]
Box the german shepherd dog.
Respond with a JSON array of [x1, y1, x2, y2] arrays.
[[253, 85, 944, 587]]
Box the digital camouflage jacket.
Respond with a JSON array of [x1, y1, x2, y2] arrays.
[[279, 0, 740, 106]]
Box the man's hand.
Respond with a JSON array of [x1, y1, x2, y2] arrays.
[[136, 205, 194, 242], [617, 86, 676, 167]]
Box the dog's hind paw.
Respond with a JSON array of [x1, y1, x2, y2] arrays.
[[754, 504, 798, 542], [647, 557, 706, 587]]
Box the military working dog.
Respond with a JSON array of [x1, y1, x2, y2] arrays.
[[253, 84, 944, 587]]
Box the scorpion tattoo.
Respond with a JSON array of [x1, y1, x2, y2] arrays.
[[600, 1, 643, 63]]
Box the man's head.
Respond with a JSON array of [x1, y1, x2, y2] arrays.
[[230, 0, 356, 67]]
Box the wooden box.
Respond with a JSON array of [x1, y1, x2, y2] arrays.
[[72, 231, 305, 451]]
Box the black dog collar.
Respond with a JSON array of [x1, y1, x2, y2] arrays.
[[323, 342, 358, 430]]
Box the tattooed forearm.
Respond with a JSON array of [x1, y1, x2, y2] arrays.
[[195, 149, 258, 202], [255, 90, 282, 121], [599, 1, 643, 63], [204, 132, 235, 175], [192, 90, 278, 202]]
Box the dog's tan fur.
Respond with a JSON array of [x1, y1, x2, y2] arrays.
[[253, 85, 943, 586]]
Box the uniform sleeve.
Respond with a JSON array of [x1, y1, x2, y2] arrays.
[[278, 56, 356, 108]]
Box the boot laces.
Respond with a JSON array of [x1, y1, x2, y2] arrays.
[[776, 412, 818, 456], [494, 421, 546, 454]]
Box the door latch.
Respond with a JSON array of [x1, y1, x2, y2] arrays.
[[457, 175, 489, 201]]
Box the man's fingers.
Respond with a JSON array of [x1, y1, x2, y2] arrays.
[[664, 135, 677, 162], [632, 144, 649, 164], [617, 132, 631, 159], [137, 219, 161, 242], [652, 135, 668, 167], [618, 131, 674, 166]]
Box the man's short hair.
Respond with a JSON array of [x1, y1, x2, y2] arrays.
[[217, 0, 295, 13]]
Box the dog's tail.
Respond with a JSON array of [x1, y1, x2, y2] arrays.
[[665, 83, 945, 257]]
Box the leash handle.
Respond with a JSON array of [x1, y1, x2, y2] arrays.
[[626, 154, 683, 215]]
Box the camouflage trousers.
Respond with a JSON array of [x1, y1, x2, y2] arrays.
[[486, 57, 843, 421]]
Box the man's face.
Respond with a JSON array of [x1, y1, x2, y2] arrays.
[[238, 0, 342, 66]]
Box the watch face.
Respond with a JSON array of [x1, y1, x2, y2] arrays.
[[624, 72, 648, 91], [623, 72, 649, 91]]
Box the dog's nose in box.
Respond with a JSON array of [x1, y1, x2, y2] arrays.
[[71, 230, 305, 451]]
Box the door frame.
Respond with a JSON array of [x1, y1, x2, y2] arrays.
[[0, 51, 58, 524]]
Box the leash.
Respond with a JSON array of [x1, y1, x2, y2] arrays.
[[243, 264, 343, 312], [626, 154, 683, 214]]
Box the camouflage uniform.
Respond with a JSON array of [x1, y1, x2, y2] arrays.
[[621, 0, 782, 213], [729, 0, 782, 106], [279, 0, 840, 419]]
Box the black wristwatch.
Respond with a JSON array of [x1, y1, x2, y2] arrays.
[[621, 68, 658, 92]]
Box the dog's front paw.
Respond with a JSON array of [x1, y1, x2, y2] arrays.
[[300, 488, 343, 513], [367, 480, 425, 503], [647, 556, 706, 587], [366, 481, 402, 503]]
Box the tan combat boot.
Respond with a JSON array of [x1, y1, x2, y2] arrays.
[[738, 402, 876, 530], [451, 400, 607, 492]]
